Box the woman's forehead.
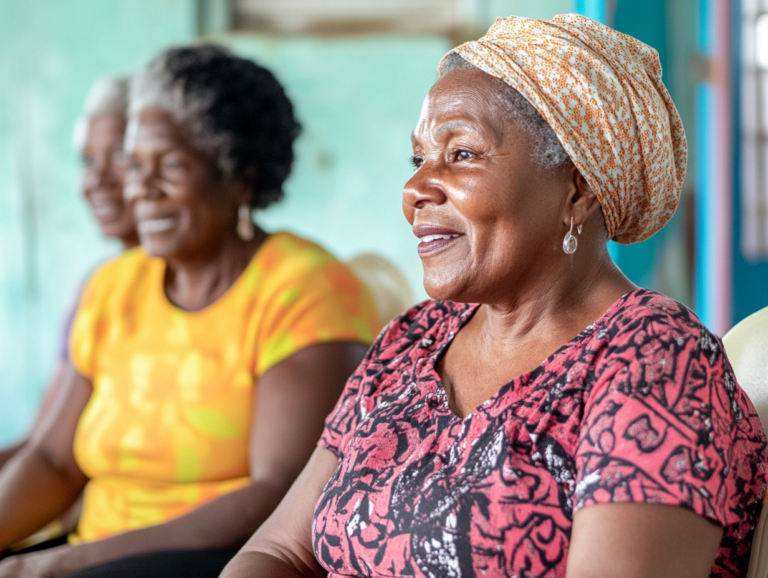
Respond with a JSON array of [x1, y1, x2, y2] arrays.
[[412, 71, 514, 141]]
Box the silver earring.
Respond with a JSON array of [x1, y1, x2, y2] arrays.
[[237, 204, 255, 242], [563, 216, 579, 255]]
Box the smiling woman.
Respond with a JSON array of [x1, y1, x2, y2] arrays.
[[0, 45, 381, 578], [221, 14, 767, 578]]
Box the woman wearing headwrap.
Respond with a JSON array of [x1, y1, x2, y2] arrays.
[[222, 14, 767, 578]]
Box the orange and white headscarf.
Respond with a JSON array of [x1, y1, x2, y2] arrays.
[[440, 14, 687, 244]]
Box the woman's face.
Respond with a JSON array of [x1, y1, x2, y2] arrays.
[[80, 112, 136, 243], [404, 68, 572, 303], [123, 107, 241, 262]]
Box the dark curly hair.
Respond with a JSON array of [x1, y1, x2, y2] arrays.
[[130, 44, 301, 209]]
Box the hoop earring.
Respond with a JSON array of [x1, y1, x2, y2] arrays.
[[563, 216, 579, 255], [237, 204, 255, 242]]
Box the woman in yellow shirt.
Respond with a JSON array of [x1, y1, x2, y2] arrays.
[[0, 45, 380, 578]]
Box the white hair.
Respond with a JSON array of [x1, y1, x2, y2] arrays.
[[72, 75, 131, 150]]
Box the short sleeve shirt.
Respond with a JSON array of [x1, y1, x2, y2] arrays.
[[69, 232, 381, 543], [313, 290, 767, 578]]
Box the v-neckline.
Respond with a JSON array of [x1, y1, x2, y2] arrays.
[[425, 290, 639, 421]]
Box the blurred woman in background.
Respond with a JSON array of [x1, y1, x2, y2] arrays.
[[0, 45, 380, 578], [0, 76, 137, 545]]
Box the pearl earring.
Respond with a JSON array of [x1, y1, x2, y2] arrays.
[[237, 204, 255, 242], [562, 216, 581, 255]]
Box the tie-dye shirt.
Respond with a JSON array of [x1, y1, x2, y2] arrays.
[[69, 232, 381, 543], [314, 290, 767, 578]]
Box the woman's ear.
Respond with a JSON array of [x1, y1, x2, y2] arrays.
[[563, 166, 601, 227]]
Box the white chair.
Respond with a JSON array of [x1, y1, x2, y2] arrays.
[[346, 253, 414, 325], [723, 306, 768, 578]]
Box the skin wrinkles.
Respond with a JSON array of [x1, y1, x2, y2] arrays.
[[404, 67, 632, 415]]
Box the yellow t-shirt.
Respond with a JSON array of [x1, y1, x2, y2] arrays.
[[69, 232, 381, 542]]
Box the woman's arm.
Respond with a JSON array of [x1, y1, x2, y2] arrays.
[[566, 503, 723, 578], [0, 359, 74, 471], [222, 447, 339, 578], [0, 362, 90, 549], [8, 341, 366, 576]]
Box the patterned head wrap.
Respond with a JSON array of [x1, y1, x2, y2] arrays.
[[440, 14, 687, 244]]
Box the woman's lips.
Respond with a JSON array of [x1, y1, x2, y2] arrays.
[[413, 225, 463, 255], [89, 200, 123, 224]]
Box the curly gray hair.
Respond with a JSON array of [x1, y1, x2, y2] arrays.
[[129, 44, 300, 209], [439, 53, 571, 171], [72, 75, 131, 150]]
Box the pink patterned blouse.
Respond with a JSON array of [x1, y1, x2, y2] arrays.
[[313, 290, 767, 578]]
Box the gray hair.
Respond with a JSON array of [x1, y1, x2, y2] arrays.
[[128, 45, 299, 209], [439, 53, 571, 171], [72, 75, 131, 150], [129, 45, 231, 173]]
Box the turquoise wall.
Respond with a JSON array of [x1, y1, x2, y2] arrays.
[[0, 1, 578, 444], [223, 35, 450, 304], [0, 0, 198, 444]]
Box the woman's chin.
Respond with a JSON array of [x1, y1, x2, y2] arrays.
[[422, 273, 468, 303]]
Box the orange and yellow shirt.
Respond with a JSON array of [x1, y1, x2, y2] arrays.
[[69, 232, 380, 542]]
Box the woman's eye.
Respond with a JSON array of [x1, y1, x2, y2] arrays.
[[162, 159, 182, 171], [454, 149, 474, 161], [126, 158, 141, 172], [409, 155, 424, 170], [81, 155, 93, 168]]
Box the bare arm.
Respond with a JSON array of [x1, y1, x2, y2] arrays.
[[0, 362, 90, 549], [8, 341, 366, 576], [566, 503, 723, 578], [0, 359, 73, 471], [221, 447, 339, 578]]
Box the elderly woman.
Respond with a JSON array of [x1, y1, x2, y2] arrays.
[[0, 45, 380, 577], [0, 75, 137, 474], [222, 15, 767, 578]]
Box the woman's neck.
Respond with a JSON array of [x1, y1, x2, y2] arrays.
[[479, 245, 635, 352], [163, 226, 268, 312]]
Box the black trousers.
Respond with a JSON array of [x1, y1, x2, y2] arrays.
[[64, 549, 239, 578]]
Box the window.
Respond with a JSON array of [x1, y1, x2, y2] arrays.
[[232, 0, 463, 35], [741, 0, 768, 259]]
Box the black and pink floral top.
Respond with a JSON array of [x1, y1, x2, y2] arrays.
[[313, 289, 767, 578]]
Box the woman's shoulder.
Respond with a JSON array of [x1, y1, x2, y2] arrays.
[[81, 247, 157, 297], [600, 288, 714, 345], [258, 231, 339, 272]]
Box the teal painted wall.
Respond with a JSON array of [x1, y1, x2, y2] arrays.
[[1, 0, 702, 447], [0, 0, 198, 444], [221, 35, 450, 304]]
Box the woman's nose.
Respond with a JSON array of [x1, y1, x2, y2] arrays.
[[124, 164, 158, 201], [402, 165, 448, 211]]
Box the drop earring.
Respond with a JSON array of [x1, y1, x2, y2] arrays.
[[563, 216, 579, 255], [237, 204, 255, 242]]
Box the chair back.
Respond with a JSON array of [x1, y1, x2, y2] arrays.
[[724, 306, 768, 578], [346, 253, 414, 325], [723, 306, 768, 430]]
